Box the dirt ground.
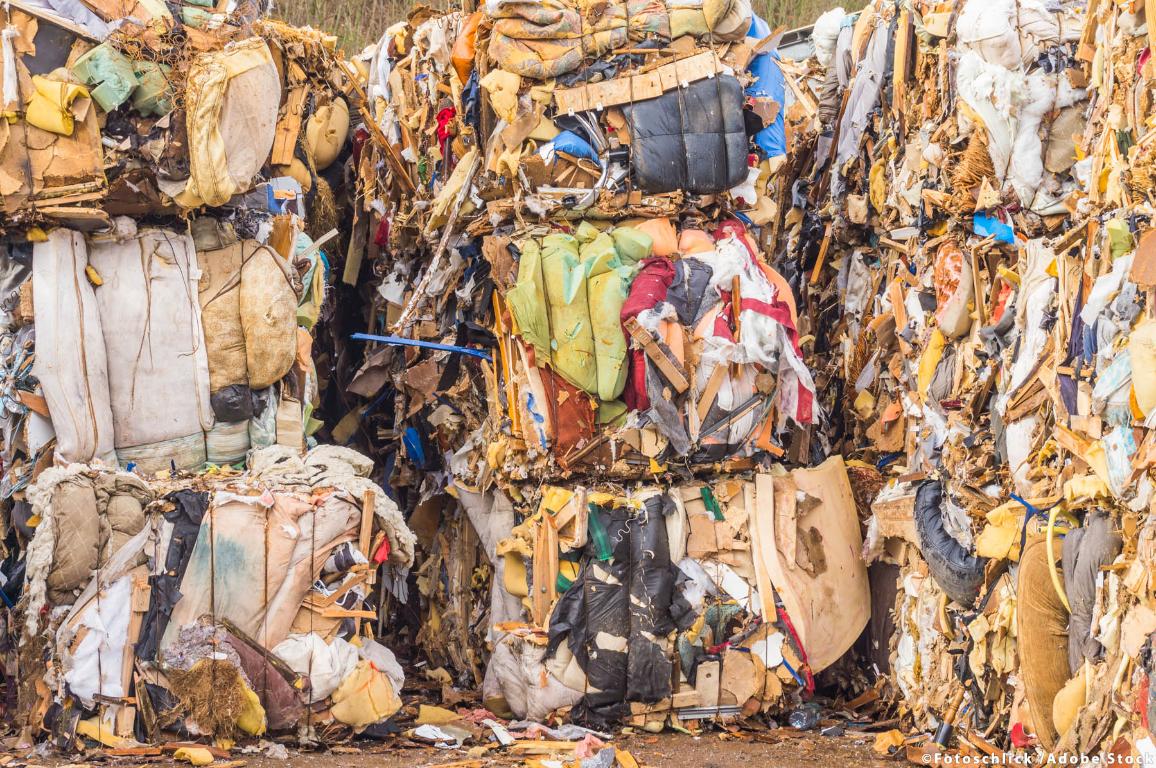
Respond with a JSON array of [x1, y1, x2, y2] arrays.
[[231, 730, 893, 768]]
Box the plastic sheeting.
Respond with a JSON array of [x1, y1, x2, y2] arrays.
[[622, 75, 748, 195], [546, 496, 675, 727]]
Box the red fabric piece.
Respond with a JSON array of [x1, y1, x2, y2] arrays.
[[351, 125, 370, 166], [619, 257, 676, 412], [436, 107, 457, 150], [373, 216, 390, 248], [1009, 722, 1035, 749], [540, 367, 596, 456], [712, 219, 757, 261], [373, 536, 392, 564], [712, 307, 735, 342], [715, 290, 814, 425]]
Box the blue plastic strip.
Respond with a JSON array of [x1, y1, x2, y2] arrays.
[[351, 333, 493, 362], [780, 656, 806, 687]]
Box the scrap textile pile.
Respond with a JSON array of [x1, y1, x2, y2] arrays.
[[10, 0, 1156, 761]]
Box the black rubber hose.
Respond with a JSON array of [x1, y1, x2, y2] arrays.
[[914, 480, 987, 607]]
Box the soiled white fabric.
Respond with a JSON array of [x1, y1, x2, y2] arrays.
[[489, 637, 583, 720], [955, 51, 1084, 212], [89, 227, 212, 466], [32, 230, 116, 466], [359, 638, 405, 693], [273, 633, 359, 702], [956, 0, 1064, 70], [63, 574, 133, 706], [704, 236, 816, 429], [834, 15, 891, 194], [999, 240, 1057, 494], [811, 7, 847, 68]]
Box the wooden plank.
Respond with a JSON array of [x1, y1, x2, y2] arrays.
[[319, 607, 377, 619], [302, 571, 369, 609], [888, 278, 907, 329], [696, 364, 728, 423], [271, 80, 307, 166], [891, 10, 912, 122], [809, 223, 833, 284], [553, 51, 722, 114], [782, 68, 817, 118], [624, 317, 689, 393], [358, 489, 376, 558], [116, 569, 149, 736], [114, 706, 136, 738]]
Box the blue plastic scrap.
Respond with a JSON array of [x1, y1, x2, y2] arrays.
[[746, 15, 787, 159], [351, 332, 494, 362], [543, 130, 599, 164], [973, 213, 1016, 245]]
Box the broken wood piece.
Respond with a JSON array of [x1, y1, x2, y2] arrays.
[[809, 223, 833, 284], [358, 488, 376, 558], [302, 571, 370, 609], [271, 82, 307, 166], [624, 317, 690, 393], [553, 50, 723, 114], [697, 364, 729, 423]]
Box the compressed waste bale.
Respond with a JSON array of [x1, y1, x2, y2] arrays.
[[198, 239, 248, 392], [164, 489, 360, 651], [199, 229, 299, 393], [180, 37, 280, 207], [32, 472, 98, 607], [32, 229, 116, 466], [24, 467, 151, 635]]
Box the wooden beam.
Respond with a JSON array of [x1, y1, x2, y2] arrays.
[[624, 317, 690, 393]]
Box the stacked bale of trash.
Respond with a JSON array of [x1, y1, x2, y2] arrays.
[[772, 0, 1156, 758], [20, 444, 415, 747], [349, 0, 880, 732], [0, 0, 423, 750], [0, 9, 357, 486]]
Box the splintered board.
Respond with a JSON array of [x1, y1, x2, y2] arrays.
[[553, 51, 728, 115]]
